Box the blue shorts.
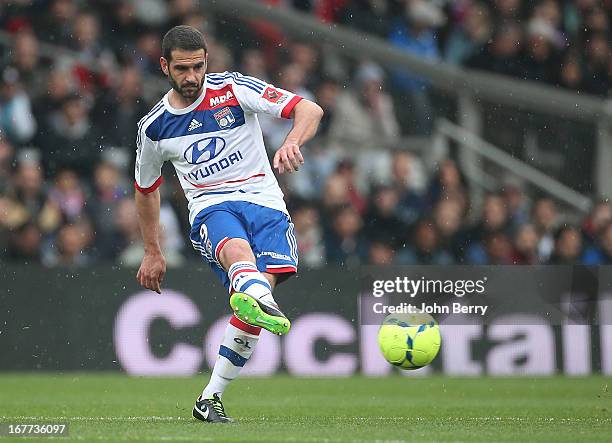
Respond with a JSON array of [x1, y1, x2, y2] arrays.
[[190, 201, 298, 291]]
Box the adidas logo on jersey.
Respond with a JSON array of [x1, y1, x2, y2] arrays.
[[188, 119, 203, 131]]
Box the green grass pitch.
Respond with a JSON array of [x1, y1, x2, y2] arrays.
[[0, 374, 609, 442]]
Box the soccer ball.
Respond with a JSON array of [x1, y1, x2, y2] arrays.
[[377, 312, 441, 370]]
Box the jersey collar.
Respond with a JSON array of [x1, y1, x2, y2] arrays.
[[163, 83, 207, 115]]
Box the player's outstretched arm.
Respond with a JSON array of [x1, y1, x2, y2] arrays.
[[135, 189, 166, 294], [274, 99, 323, 174]]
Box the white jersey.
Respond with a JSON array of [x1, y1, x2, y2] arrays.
[[134, 71, 303, 224]]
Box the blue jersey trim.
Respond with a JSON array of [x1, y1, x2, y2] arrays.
[[145, 105, 246, 141], [207, 72, 266, 93], [137, 100, 164, 145]]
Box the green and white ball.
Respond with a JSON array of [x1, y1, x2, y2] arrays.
[[377, 312, 441, 370]]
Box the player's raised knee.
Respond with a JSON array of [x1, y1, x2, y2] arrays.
[[218, 238, 254, 267]]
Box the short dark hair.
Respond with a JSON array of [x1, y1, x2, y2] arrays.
[[162, 25, 207, 61]]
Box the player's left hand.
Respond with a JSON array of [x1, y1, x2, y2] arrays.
[[273, 142, 304, 174]]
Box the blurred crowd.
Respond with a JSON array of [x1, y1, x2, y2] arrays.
[[0, 0, 611, 269], [298, 0, 612, 94]]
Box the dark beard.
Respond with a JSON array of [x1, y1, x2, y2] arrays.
[[168, 72, 203, 100]]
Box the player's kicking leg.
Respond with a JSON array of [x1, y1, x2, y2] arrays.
[[225, 256, 290, 336], [192, 244, 287, 423], [189, 203, 296, 423]]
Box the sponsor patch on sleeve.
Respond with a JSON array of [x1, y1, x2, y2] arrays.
[[263, 86, 285, 103]]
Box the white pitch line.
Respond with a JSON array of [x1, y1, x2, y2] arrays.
[[0, 416, 186, 422], [2, 416, 610, 423]]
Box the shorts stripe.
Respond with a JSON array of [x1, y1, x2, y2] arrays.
[[266, 265, 297, 274], [214, 237, 231, 261]]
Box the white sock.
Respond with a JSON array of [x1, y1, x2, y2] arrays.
[[228, 261, 277, 307], [202, 316, 261, 399]]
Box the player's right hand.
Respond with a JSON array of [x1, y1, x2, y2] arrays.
[[273, 142, 304, 174], [137, 252, 166, 294]]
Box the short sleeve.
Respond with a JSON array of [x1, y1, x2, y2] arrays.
[[230, 72, 303, 119], [134, 126, 164, 194]]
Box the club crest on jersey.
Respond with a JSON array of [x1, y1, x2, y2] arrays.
[[213, 107, 236, 129]]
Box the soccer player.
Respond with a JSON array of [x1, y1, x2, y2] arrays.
[[133, 26, 323, 423]]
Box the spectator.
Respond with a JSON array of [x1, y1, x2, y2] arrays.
[[502, 181, 530, 229], [491, 0, 522, 22], [47, 168, 87, 222], [368, 240, 396, 265], [328, 61, 400, 188], [444, 2, 492, 65], [10, 30, 47, 100], [467, 230, 514, 264], [559, 51, 584, 91], [132, 28, 162, 75], [0, 136, 14, 189], [324, 205, 368, 266], [461, 193, 511, 262], [397, 218, 453, 265], [287, 41, 319, 89], [532, 197, 558, 261], [388, 0, 444, 134], [70, 11, 117, 92], [114, 197, 185, 267], [240, 48, 269, 81], [433, 198, 464, 260], [548, 225, 583, 264], [206, 41, 234, 73], [391, 150, 425, 225], [92, 65, 149, 148], [41, 93, 102, 176], [6, 221, 42, 263], [313, 78, 340, 138], [279, 79, 340, 200], [0, 66, 37, 144], [321, 161, 367, 217], [363, 185, 406, 248], [114, 197, 142, 266], [34, 0, 76, 46], [43, 220, 94, 267], [291, 200, 325, 268], [35, 67, 75, 124], [4, 158, 61, 233], [322, 172, 351, 213], [106, 1, 140, 58], [582, 222, 612, 265], [167, 0, 199, 29], [426, 159, 468, 211], [521, 19, 561, 83], [512, 223, 539, 264], [89, 161, 129, 259], [467, 21, 523, 77], [582, 200, 612, 248], [583, 33, 610, 95]]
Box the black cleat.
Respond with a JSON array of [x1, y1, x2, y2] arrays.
[[192, 394, 233, 423]]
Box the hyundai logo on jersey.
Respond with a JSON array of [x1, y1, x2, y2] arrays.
[[185, 137, 226, 165]]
